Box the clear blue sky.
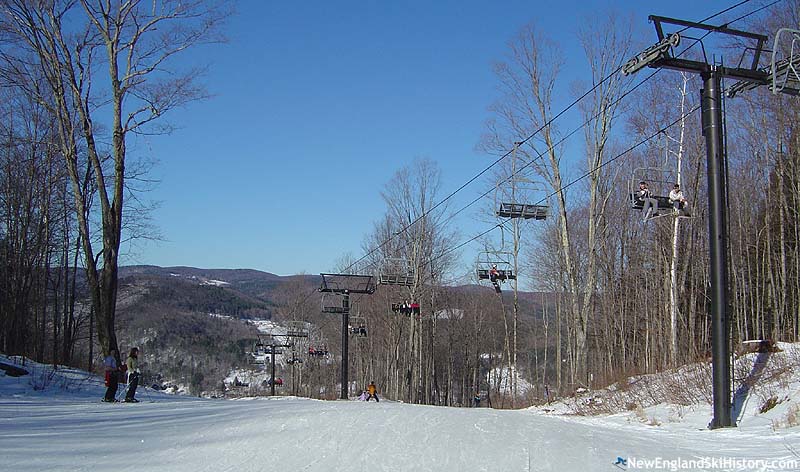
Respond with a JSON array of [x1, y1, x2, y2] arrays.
[[126, 0, 744, 276]]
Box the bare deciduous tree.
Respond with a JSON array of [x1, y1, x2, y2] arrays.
[[0, 0, 229, 360]]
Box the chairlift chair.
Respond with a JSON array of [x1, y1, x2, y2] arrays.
[[250, 353, 267, 365], [321, 293, 346, 314], [286, 320, 309, 338], [729, 28, 800, 96], [496, 202, 549, 220], [475, 250, 516, 282], [263, 346, 284, 355], [770, 28, 800, 95], [319, 273, 376, 294], [494, 178, 550, 220], [390, 301, 420, 316], [286, 356, 304, 365], [250, 343, 268, 364], [629, 167, 677, 213], [378, 257, 415, 286], [349, 316, 368, 337], [476, 266, 515, 281], [308, 345, 330, 358]]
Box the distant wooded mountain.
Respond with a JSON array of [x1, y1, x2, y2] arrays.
[[114, 266, 323, 394], [113, 265, 555, 395], [119, 265, 320, 302]]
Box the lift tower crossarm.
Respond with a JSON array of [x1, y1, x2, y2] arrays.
[[650, 15, 767, 43], [645, 16, 769, 83]]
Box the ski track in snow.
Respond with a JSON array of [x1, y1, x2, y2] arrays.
[[3, 393, 800, 471]]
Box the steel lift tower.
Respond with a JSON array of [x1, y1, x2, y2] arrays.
[[623, 16, 800, 428], [319, 273, 376, 400]]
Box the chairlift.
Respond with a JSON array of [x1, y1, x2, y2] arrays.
[[497, 202, 549, 220], [250, 353, 267, 365], [286, 320, 309, 338], [308, 345, 330, 358], [250, 344, 268, 364], [252, 338, 272, 356], [476, 247, 515, 294], [629, 167, 676, 214], [390, 301, 420, 316], [769, 28, 800, 95], [475, 250, 515, 282], [494, 177, 549, 220], [378, 257, 415, 286], [263, 346, 284, 355], [730, 28, 800, 97], [286, 356, 304, 365], [348, 316, 368, 337], [321, 293, 345, 314]]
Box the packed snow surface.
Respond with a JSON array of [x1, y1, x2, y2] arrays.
[[2, 355, 800, 471]]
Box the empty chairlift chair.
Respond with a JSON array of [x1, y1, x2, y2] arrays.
[[378, 258, 415, 286], [286, 320, 309, 338], [496, 202, 549, 220]]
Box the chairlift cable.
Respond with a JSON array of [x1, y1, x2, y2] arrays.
[[299, 0, 771, 304], [718, 0, 783, 27], [342, 1, 759, 275], [432, 1, 777, 264], [431, 103, 703, 266], [282, 0, 775, 390]]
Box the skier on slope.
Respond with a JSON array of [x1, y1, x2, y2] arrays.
[[103, 349, 120, 402], [366, 381, 379, 402], [124, 347, 141, 403]]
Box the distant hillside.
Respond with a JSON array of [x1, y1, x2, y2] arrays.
[[114, 266, 322, 393], [114, 265, 556, 395], [118, 273, 273, 319], [120, 265, 320, 301]]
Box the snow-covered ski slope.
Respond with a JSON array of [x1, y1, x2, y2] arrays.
[[2, 356, 799, 471]]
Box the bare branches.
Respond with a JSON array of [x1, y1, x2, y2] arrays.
[[0, 0, 229, 356]]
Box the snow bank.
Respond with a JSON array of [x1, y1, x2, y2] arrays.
[[531, 342, 800, 433]]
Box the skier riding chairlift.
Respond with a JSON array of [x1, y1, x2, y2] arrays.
[[489, 264, 502, 293], [668, 183, 692, 217], [350, 323, 368, 337]]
